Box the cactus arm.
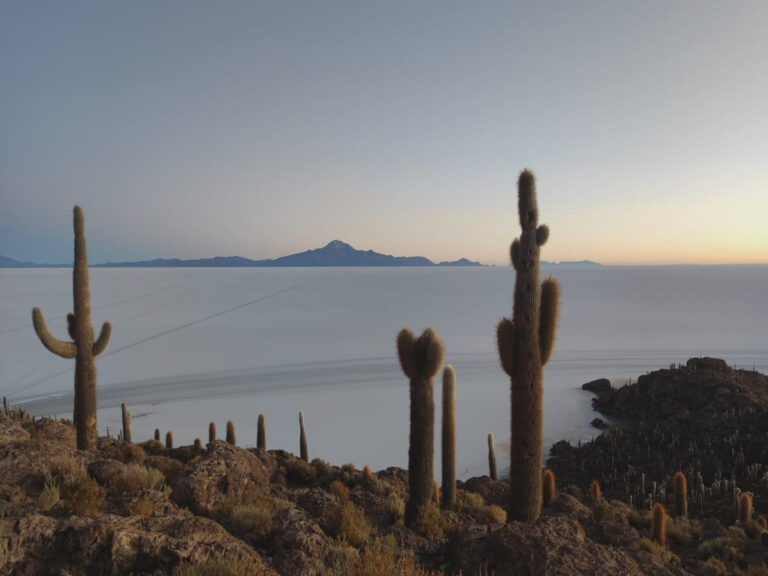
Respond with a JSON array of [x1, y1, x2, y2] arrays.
[[510, 239, 520, 271], [496, 318, 516, 376], [415, 326, 444, 379], [538, 278, 560, 365], [67, 313, 76, 339], [92, 321, 112, 356], [32, 308, 77, 359], [397, 328, 416, 380], [536, 225, 549, 246]]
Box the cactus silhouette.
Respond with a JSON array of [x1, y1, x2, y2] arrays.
[[651, 503, 667, 546], [542, 469, 556, 507], [739, 492, 753, 523], [397, 326, 444, 526], [3, 396, 9, 415], [257, 413, 266, 450], [441, 365, 456, 509], [32, 206, 111, 450], [165, 431, 173, 450], [154, 428, 160, 442], [590, 480, 601, 502], [121, 403, 131, 443], [299, 411, 308, 462], [488, 433, 498, 481], [209, 422, 216, 443], [673, 472, 687, 517], [496, 170, 560, 522], [194, 438, 202, 452], [226, 420, 236, 445]]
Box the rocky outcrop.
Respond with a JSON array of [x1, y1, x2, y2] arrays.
[[270, 507, 330, 576]]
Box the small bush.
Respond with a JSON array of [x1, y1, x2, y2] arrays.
[[667, 517, 694, 546], [412, 503, 445, 540], [111, 464, 166, 495], [324, 501, 370, 547], [128, 496, 155, 517], [385, 492, 405, 523], [38, 482, 60, 511], [228, 504, 272, 542], [177, 558, 266, 576], [285, 457, 316, 484], [65, 473, 105, 516], [340, 463, 358, 485], [592, 502, 610, 523], [311, 458, 334, 484], [482, 504, 507, 524], [341, 535, 441, 576], [330, 481, 350, 505], [51, 455, 86, 490], [703, 556, 728, 576]]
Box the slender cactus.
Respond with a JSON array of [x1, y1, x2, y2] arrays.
[[209, 422, 216, 443], [31, 206, 111, 450], [121, 403, 131, 443], [651, 503, 667, 546], [488, 433, 498, 481], [441, 365, 456, 509], [542, 469, 556, 507], [165, 431, 173, 450], [397, 326, 444, 526], [497, 170, 560, 522], [226, 420, 236, 445], [590, 480, 601, 502], [257, 413, 266, 450], [299, 411, 308, 462], [739, 492, 753, 523], [154, 428, 160, 441], [673, 472, 687, 517], [2, 396, 9, 415]]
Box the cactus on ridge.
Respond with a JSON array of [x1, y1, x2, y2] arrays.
[[299, 411, 308, 462], [194, 438, 202, 452], [121, 403, 131, 443], [257, 413, 266, 450], [496, 170, 560, 522], [209, 422, 216, 443], [651, 503, 667, 546], [590, 480, 601, 502], [154, 428, 160, 442], [542, 469, 556, 507], [441, 365, 456, 509], [226, 420, 236, 445], [739, 492, 753, 523], [488, 433, 498, 481], [673, 472, 687, 517], [165, 431, 173, 450], [31, 206, 112, 450], [397, 326, 444, 526]]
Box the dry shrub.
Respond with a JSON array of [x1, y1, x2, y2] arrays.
[[37, 482, 60, 511], [385, 492, 405, 523], [139, 439, 167, 456], [128, 496, 155, 517], [331, 480, 350, 505], [745, 565, 768, 576], [331, 535, 441, 576], [565, 484, 582, 499], [311, 458, 334, 485], [285, 457, 316, 484], [627, 507, 651, 529], [146, 455, 184, 483], [65, 473, 105, 516], [412, 503, 446, 540], [703, 556, 728, 576], [456, 490, 505, 525], [340, 463, 358, 485], [177, 558, 267, 576], [111, 464, 165, 495], [51, 455, 86, 490], [633, 537, 680, 566], [666, 517, 694, 546], [324, 500, 370, 547], [102, 442, 146, 464], [218, 497, 291, 545]]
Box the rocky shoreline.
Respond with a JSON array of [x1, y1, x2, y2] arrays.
[[1, 357, 768, 575]]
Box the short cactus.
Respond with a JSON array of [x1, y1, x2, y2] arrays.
[[257, 413, 266, 450], [673, 472, 687, 517], [165, 431, 173, 450], [2, 396, 9, 415], [651, 503, 667, 546], [397, 326, 444, 526], [154, 428, 160, 442], [226, 420, 236, 445], [31, 206, 112, 450], [209, 422, 216, 443], [488, 433, 498, 481], [121, 403, 131, 443], [299, 410, 308, 462], [441, 365, 456, 509], [194, 438, 202, 452], [590, 480, 601, 502], [542, 469, 556, 507], [739, 492, 753, 523], [496, 170, 560, 523]]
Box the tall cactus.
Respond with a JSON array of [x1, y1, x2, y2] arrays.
[[441, 365, 456, 509], [397, 326, 444, 526], [497, 170, 560, 523], [121, 403, 131, 443], [257, 413, 266, 450], [299, 410, 308, 462], [226, 420, 236, 445], [488, 433, 498, 481], [32, 206, 111, 451]]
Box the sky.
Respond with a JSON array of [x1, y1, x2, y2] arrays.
[[1, 1, 767, 266]]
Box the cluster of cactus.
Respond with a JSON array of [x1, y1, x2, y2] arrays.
[[397, 326, 444, 526], [496, 170, 560, 523], [2, 397, 29, 421], [441, 366, 456, 509], [31, 206, 112, 450]]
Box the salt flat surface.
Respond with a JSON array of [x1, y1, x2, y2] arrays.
[[2, 266, 766, 479]]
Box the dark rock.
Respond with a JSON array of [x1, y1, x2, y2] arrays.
[[270, 507, 330, 576], [591, 418, 608, 430], [582, 378, 612, 395], [686, 357, 729, 372]]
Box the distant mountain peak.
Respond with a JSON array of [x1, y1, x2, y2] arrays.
[[323, 240, 353, 251]]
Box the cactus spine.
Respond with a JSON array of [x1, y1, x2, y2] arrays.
[[542, 469, 556, 507], [673, 472, 687, 517], [299, 411, 308, 462], [121, 403, 131, 443], [32, 206, 112, 451], [257, 413, 266, 450], [496, 170, 560, 523], [209, 422, 216, 443], [488, 433, 498, 481], [738, 492, 753, 523], [651, 503, 667, 546], [165, 431, 173, 450], [441, 365, 456, 509], [397, 327, 444, 526], [226, 420, 236, 445]]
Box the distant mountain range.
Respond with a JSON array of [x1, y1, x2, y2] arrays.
[[0, 241, 485, 268]]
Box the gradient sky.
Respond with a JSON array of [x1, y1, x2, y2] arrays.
[[1, 1, 767, 266]]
